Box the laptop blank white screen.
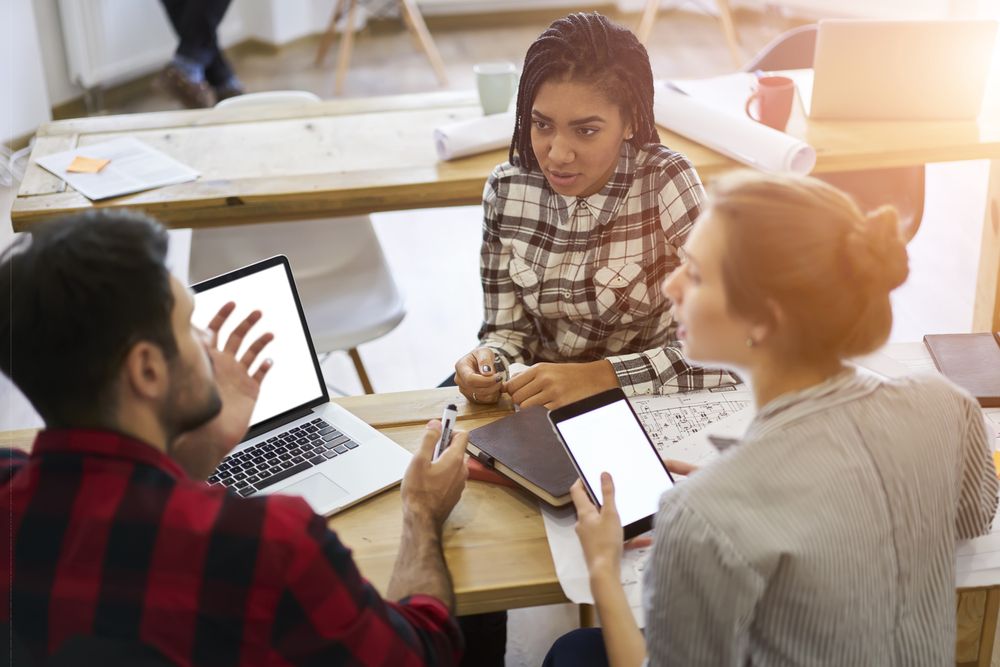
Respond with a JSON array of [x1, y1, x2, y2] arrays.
[[191, 263, 324, 428]]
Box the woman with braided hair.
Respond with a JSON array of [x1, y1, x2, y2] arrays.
[[545, 171, 998, 666], [453, 12, 737, 409]]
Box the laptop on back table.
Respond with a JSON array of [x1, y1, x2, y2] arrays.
[[811, 19, 997, 120]]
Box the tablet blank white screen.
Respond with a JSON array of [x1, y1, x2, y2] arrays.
[[556, 399, 673, 527]]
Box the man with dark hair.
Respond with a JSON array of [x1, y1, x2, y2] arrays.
[[1, 210, 468, 666]]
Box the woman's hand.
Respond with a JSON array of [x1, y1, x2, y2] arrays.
[[504, 360, 619, 410], [571, 474, 624, 580], [454, 347, 503, 404], [664, 458, 699, 477]]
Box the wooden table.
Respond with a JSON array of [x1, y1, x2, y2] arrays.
[[11, 90, 1000, 331], [2, 383, 998, 665]]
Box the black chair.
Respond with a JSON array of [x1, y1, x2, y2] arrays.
[[744, 24, 926, 242]]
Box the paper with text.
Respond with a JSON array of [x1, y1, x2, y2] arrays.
[[36, 137, 198, 200], [629, 385, 755, 466]]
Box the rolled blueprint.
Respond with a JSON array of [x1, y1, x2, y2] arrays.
[[653, 84, 816, 175], [434, 112, 515, 161]]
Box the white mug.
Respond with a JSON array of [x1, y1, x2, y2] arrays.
[[474, 62, 519, 115]]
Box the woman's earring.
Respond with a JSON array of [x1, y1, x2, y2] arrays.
[[746, 337, 756, 348]]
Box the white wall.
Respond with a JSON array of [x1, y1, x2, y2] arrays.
[[34, 0, 80, 107], [3, 0, 51, 143], [24, 0, 998, 115], [33, 0, 247, 106], [238, 0, 335, 45]]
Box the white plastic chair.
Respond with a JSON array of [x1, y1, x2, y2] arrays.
[[214, 90, 324, 109], [190, 91, 406, 394]]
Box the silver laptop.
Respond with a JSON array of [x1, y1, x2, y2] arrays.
[[192, 255, 411, 516], [811, 19, 997, 120]]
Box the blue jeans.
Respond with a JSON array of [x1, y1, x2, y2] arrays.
[[543, 628, 610, 667], [159, 0, 235, 85]]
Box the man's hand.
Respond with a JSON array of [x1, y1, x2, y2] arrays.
[[571, 474, 624, 581], [172, 302, 274, 480], [504, 360, 619, 410], [454, 347, 503, 404], [400, 420, 469, 527], [387, 421, 469, 608]]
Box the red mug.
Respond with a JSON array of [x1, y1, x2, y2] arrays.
[[745, 76, 795, 131]]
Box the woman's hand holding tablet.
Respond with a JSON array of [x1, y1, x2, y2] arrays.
[[569, 474, 625, 577], [548, 388, 675, 540]]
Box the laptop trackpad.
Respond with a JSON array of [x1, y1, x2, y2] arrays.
[[282, 473, 349, 506]]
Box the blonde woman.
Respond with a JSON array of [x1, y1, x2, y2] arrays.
[[546, 171, 998, 666]]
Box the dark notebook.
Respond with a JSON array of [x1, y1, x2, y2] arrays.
[[923, 332, 1000, 408], [467, 406, 577, 506]]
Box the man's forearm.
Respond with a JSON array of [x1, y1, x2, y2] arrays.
[[386, 509, 455, 609]]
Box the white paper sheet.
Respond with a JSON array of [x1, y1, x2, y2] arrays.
[[540, 503, 651, 627], [433, 112, 514, 161], [35, 137, 199, 201], [653, 82, 816, 174], [670, 69, 816, 120], [629, 384, 755, 466]]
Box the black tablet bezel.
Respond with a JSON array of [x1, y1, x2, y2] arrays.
[[548, 388, 673, 540]]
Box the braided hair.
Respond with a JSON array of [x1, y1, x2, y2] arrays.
[[509, 12, 660, 171]]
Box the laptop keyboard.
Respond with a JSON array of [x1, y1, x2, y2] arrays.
[[208, 417, 361, 497]]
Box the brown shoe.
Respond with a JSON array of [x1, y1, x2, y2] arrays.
[[214, 80, 245, 103], [160, 64, 216, 108]]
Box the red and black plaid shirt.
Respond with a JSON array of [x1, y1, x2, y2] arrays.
[[1, 429, 463, 666]]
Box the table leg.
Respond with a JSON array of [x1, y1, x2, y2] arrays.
[[973, 158, 1000, 333], [978, 587, 1000, 667], [398, 0, 449, 86], [315, 0, 348, 67], [636, 0, 658, 45], [334, 0, 358, 95], [957, 586, 1000, 666], [715, 0, 743, 67], [579, 603, 597, 628]]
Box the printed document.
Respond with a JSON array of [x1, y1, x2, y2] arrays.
[[36, 137, 199, 201]]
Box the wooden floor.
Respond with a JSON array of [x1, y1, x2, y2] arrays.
[[76, 8, 787, 117], [1, 7, 992, 665]]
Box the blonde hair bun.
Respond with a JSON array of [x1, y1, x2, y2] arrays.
[[844, 205, 909, 291]]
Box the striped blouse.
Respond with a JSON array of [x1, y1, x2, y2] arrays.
[[643, 370, 998, 666]]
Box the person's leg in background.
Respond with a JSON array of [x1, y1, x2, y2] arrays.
[[205, 50, 244, 102], [542, 628, 610, 667], [158, 0, 241, 107]]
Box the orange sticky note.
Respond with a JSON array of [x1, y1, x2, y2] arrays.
[[993, 451, 1000, 478], [66, 155, 110, 173]]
